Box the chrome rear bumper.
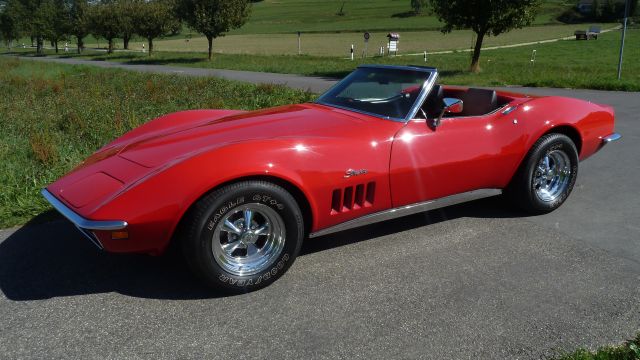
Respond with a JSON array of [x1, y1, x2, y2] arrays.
[[41, 189, 128, 250]]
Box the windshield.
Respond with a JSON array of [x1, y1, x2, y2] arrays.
[[316, 66, 435, 121]]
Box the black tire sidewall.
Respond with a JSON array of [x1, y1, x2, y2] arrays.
[[522, 134, 579, 212], [185, 182, 304, 291]]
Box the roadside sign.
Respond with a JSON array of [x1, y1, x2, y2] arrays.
[[389, 41, 397, 53]]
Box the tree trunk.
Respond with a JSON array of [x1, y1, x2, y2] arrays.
[[54, 40, 59, 54], [148, 37, 153, 56], [123, 35, 130, 50], [108, 38, 114, 54], [36, 36, 43, 55], [207, 36, 213, 61], [77, 37, 83, 54], [30, 36, 34, 47], [470, 31, 486, 73]]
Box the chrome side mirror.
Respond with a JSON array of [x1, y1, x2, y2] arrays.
[[431, 98, 464, 129]]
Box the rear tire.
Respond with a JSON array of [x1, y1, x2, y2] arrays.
[[181, 181, 304, 292], [509, 133, 579, 214]]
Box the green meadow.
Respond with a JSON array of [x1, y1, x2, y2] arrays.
[[0, 57, 314, 228]]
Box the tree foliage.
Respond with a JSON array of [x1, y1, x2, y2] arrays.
[[0, 0, 249, 57], [88, 1, 122, 53], [178, 0, 250, 60], [0, 0, 23, 47], [135, 0, 180, 56], [410, 0, 428, 15], [20, 0, 58, 54], [69, 0, 89, 53], [114, 0, 138, 50], [48, 0, 70, 53], [430, 0, 540, 72]]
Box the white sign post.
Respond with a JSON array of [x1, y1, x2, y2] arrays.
[[530, 50, 537, 66]]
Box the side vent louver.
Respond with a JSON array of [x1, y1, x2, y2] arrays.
[[331, 182, 376, 215]]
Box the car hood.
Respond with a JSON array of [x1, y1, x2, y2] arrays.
[[112, 103, 393, 168], [47, 103, 402, 214]]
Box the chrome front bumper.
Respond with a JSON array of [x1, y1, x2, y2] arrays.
[[41, 189, 128, 250], [601, 133, 622, 144]]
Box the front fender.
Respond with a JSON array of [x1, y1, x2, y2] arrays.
[[92, 135, 394, 254]]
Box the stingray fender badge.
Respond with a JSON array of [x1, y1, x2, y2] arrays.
[[344, 169, 368, 178]]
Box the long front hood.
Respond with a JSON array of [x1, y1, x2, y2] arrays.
[[46, 103, 401, 215], [117, 103, 380, 168]]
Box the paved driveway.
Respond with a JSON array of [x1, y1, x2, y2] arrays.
[[0, 65, 639, 358]]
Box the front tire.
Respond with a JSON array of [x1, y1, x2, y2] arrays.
[[510, 133, 579, 214], [181, 181, 304, 292]]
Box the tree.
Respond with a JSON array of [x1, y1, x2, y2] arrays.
[[21, 0, 57, 55], [47, 0, 70, 53], [88, 2, 121, 54], [178, 0, 250, 60], [430, 0, 540, 72], [601, 0, 617, 20], [115, 0, 137, 50], [135, 0, 179, 56], [591, 0, 602, 20], [410, 0, 428, 15], [0, 0, 23, 48], [69, 0, 89, 53]]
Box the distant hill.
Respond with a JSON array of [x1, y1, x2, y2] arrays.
[[230, 0, 575, 35]]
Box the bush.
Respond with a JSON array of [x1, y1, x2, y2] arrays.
[[557, 8, 586, 24]]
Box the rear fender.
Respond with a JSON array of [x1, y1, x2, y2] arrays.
[[515, 96, 614, 161]]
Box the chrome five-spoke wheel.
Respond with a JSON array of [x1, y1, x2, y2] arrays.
[[212, 203, 286, 276], [182, 180, 315, 291], [510, 133, 578, 214], [532, 150, 572, 203]]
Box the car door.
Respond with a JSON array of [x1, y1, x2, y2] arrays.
[[389, 110, 528, 207]]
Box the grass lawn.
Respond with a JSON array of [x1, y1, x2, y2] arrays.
[[228, 0, 571, 34], [8, 27, 638, 91], [0, 57, 314, 228], [108, 24, 613, 57], [10, 0, 577, 56]]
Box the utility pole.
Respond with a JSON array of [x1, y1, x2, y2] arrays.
[[617, 0, 631, 80]]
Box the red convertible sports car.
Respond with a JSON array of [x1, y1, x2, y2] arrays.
[[42, 65, 620, 291]]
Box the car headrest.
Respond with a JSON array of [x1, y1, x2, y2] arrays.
[[461, 88, 498, 116]]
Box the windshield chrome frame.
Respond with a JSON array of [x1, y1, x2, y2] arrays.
[[315, 65, 439, 123]]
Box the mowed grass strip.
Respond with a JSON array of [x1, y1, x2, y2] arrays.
[[0, 57, 315, 228]]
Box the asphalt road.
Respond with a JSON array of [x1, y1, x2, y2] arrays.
[[1, 61, 639, 359], [9, 55, 336, 93]]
